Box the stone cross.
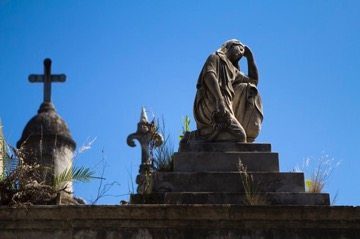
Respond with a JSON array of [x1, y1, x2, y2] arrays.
[[28, 58, 66, 103]]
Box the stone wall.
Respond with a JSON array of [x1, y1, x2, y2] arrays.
[[0, 205, 359, 239]]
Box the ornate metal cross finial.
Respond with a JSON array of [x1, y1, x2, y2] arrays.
[[127, 107, 163, 194], [28, 58, 66, 103], [127, 107, 163, 168]]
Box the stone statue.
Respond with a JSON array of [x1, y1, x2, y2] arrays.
[[193, 39, 263, 142]]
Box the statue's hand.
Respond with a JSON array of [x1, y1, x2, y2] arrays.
[[211, 110, 231, 130], [244, 45, 253, 58], [212, 100, 231, 129]]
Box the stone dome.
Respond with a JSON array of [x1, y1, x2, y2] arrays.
[[17, 102, 76, 149]]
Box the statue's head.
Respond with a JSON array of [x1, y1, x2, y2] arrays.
[[217, 39, 245, 66]]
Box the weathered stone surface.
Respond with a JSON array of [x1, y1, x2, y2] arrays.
[[152, 172, 305, 193], [131, 192, 330, 205], [136, 141, 331, 206], [17, 102, 76, 150], [0, 205, 359, 239], [179, 141, 271, 152], [173, 152, 279, 172]]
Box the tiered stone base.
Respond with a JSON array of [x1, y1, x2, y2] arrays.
[[131, 142, 330, 205]]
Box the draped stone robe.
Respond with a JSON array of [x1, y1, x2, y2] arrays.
[[193, 51, 263, 142]]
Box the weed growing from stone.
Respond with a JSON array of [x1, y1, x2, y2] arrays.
[[179, 115, 191, 141], [237, 160, 267, 205], [152, 117, 174, 172], [294, 153, 340, 193]]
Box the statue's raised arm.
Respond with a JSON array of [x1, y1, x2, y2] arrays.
[[244, 46, 259, 85], [192, 39, 263, 143]]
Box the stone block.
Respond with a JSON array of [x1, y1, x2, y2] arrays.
[[131, 192, 330, 205], [173, 152, 279, 172], [152, 172, 305, 193], [179, 141, 271, 152]]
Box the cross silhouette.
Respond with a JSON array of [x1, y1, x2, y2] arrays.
[[28, 58, 66, 103]]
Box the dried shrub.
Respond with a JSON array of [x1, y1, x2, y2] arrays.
[[0, 138, 96, 206], [0, 161, 59, 206]]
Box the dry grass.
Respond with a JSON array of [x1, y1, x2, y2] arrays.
[[152, 117, 174, 172], [295, 153, 340, 193], [237, 160, 267, 205]]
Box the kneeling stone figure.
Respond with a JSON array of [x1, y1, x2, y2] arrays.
[[193, 39, 263, 142]]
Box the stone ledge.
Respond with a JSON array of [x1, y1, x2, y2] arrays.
[[1, 205, 359, 221], [0, 205, 359, 239]]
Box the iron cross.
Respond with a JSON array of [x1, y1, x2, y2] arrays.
[[28, 58, 66, 103]]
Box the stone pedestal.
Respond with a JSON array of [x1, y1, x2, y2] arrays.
[[131, 142, 330, 205], [17, 102, 77, 203]]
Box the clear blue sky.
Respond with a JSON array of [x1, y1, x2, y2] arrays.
[[1, 1, 359, 205]]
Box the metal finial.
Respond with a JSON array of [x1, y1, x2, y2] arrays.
[[140, 107, 148, 123], [127, 109, 164, 194]]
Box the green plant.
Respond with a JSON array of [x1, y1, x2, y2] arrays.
[[54, 137, 99, 191], [179, 115, 191, 140], [238, 160, 266, 205], [53, 138, 99, 190], [53, 166, 96, 190]]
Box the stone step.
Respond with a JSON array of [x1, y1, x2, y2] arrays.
[[173, 152, 279, 172], [131, 192, 330, 205], [152, 172, 305, 193], [179, 142, 271, 153]]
